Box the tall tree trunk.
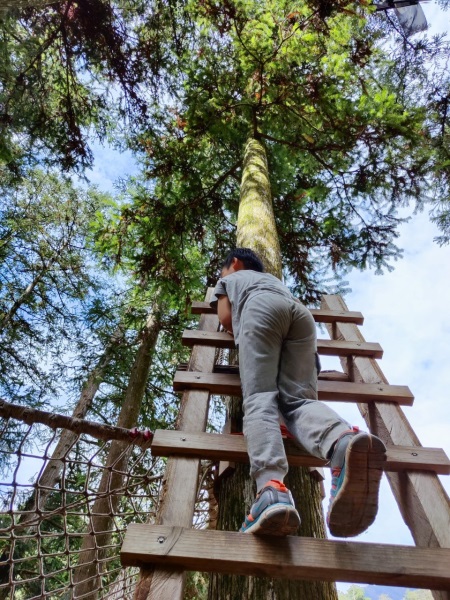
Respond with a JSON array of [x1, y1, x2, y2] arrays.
[[0, 255, 58, 332], [236, 137, 282, 279], [208, 138, 338, 600], [72, 312, 161, 600]]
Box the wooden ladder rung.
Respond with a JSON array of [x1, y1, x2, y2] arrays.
[[151, 430, 450, 475], [182, 330, 383, 358], [121, 524, 450, 591], [177, 364, 350, 382], [173, 371, 414, 405], [317, 370, 350, 382], [191, 302, 364, 324]]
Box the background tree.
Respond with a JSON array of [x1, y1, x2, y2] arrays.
[[404, 591, 434, 600], [337, 585, 370, 600], [72, 310, 161, 600], [0, 0, 192, 172], [0, 167, 111, 409], [122, 0, 450, 301]]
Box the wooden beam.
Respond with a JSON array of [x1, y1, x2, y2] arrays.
[[191, 301, 364, 324], [152, 430, 325, 468], [150, 430, 450, 475], [122, 524, 450, 591], [308, 308, 364, 325], [134, 289, 219, 600], [178, 363, 350, 382], [182, 330, 383, 358], [173, 371, 414, 405], [318, 370, 350, 382], [321, 294, 450, 600]]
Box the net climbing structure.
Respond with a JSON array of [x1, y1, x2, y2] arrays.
[[1, 292, 450, 599]]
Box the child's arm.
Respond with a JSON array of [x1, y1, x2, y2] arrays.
[[217, 295, 233, 333]]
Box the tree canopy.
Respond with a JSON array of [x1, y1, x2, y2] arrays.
[[2, 1, 450, 277], [97, 0, 450, 301]]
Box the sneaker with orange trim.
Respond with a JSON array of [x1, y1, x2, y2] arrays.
[[327, 429, 386, 538], [239, 480, 301, 536]]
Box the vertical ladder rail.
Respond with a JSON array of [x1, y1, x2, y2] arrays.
[[322, 295, 450, 600], [135, 289, 218, 600]]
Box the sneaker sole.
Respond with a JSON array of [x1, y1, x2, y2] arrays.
[[328, 432, 386, 538], [242, 503, 301, 536]]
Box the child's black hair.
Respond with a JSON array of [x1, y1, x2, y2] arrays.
[[223, 248, 264, 272]]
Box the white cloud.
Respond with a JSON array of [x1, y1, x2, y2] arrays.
[[84, 141, 139, 192]]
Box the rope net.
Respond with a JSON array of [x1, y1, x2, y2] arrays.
[[0, 410, 215, 600]]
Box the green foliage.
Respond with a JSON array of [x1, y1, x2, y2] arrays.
[[338, 585, 370, 599], [0, 0, 192, 172], [184, 571, 209, 600], [2, 0, 450, 252], [0, 167, 110, 405], [404, 591, 433, 600]]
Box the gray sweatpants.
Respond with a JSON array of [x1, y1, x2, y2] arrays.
[[238, 292, 351, 491]]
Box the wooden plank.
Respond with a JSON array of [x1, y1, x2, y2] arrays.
[[318, 339, 382, 358], [122, 524, 450, 591], [152, 430, 325, 467], [384, 445, 450, 474], [321, 294, 450, 600], [134, 289, 219, 600], [178, 363, 350, 382], [319, 370, 350, 382], [191, 301, 219, 314], [151, 430, 450, 475], [191, 301, 364, 324], [182, 330, 383, 358], [309, 309, 364, 325], [173, 371, 414, 405]]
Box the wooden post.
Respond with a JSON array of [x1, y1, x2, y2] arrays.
[[321, 294, 450, 600], [134, 289, 218, 600]]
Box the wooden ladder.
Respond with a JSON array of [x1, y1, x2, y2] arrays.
[[121, 292, 450, 600]]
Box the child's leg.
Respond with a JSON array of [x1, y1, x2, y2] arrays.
[[238, 294, 300, 535], [277, 302, 386, 537], [276, 302, 351, 458], [238, 295, 291, 489]]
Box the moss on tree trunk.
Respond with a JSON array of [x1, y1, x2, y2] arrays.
[[208, 138, 338, 600], [237, 137, 282, 279]]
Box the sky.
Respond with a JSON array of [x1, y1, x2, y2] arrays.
[[83, 2, 450, 595]]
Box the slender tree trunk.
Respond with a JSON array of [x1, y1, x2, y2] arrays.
[[72, 312, 161, 600], [208, 138, 338, 600], [0, 256, 57, 332], [17, 324, 126, 523], [0, 324, 127, 599]]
